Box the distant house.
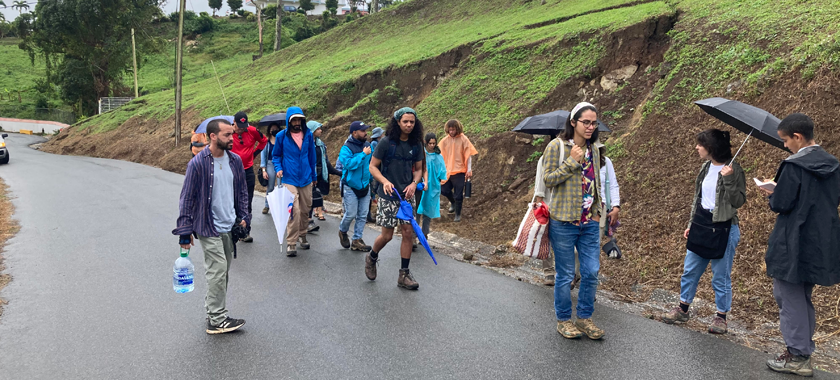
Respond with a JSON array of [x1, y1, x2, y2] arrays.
[[249, 0, 362, 15]]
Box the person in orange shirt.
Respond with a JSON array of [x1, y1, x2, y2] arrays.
[[191, 125, 207, 156], [438, 119, 477, 222]]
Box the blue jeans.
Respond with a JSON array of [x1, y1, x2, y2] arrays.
[[550, 220, 600, 321], [340, 185, 370, 240], [679, 224, 740, 313], [263, 162, 278, 208]]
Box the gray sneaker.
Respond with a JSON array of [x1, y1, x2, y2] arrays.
[[662, 306, 690, 324], [767, 350, 813, 377]]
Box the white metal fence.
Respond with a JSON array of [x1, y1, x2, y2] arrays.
[[98, 97, 135, 114]]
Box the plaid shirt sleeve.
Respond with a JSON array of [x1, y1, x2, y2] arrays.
[[543, 139, 584, 221], [173, 158, 200, 237]]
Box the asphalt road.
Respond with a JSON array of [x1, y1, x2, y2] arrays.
[[0, 133, 831, 380]]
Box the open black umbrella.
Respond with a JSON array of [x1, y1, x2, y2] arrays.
[[513, 109, 610, 135], [258, 113, 286, 127], [694, 97, 789, 161]]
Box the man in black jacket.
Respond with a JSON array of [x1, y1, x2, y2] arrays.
[[764, 113, 840, 377]]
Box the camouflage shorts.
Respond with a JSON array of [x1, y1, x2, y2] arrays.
[[376, 197, 414, 229]]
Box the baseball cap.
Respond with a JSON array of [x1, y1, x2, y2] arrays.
[[234, 111, 249, 129], [349, 121, 369, 133]]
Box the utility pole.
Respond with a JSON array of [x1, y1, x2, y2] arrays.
[[256, 4, 263, 57], [131, 28, 139, 98], [274, 0, 282, 51], [174, 0, 186, 146]]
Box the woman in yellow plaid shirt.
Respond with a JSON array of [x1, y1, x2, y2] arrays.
[[542, 102, 604, 341]]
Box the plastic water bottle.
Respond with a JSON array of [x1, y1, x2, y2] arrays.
[[173, 248, 194, 293]]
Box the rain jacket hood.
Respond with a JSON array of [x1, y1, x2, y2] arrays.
[[779, 145, 840, 179]]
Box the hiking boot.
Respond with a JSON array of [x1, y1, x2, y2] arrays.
[[709, 316, 727, 334], [307, 221, 320, 233], [543, 274, 555, 286], [240, 235, 253, 243], [351, 239, 371, 252], [206, 317, 245, 335], [448, 203, 455, 214], [262, 207, 269, 214], [286, 244, 297, 257], [339, 231, 351, 249], [365, 252, 378, 280], [298, 235, 310, 250], [556, 320, 583, 339], [574, 318, 605, 340], [398, 268, 419, 290], [767, 349, 813, 377], [661, 306, 690, 324]]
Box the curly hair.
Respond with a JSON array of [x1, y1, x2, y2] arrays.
[[386, 112, 424, 146], [696, 129, 733, 163]]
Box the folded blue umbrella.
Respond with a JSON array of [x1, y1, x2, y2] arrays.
[[393, 189, 437, 265], [195, 115, 234, 134]]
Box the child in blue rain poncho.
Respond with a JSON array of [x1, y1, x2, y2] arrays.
[[417, 133, 449, 237]]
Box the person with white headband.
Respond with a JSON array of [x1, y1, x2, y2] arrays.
[[542, 102, 605, 340]]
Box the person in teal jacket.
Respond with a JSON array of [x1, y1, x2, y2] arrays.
[[417, 133, 448, 238], [337, 121, 373, 251]]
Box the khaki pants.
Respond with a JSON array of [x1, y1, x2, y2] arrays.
[[197, 232, 234, 326], [284, 183, 313, 246]]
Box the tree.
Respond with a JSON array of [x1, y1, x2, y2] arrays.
[[227, 0, 242, 14], [299, 0, 314, 14], [19, 0, 163, 116], [12, 0, 29, 14], [273, 0, 282, 50], [325, 0, 337, 15], [208, 0, 222, 16], [0, 1, 6, 8]]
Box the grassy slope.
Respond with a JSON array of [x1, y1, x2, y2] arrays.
[[0, 39, 55, 109], [76, 0, 667, 133], [0, 17, 295, 120]]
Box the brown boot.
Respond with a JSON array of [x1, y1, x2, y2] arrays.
[[398, 269, 419, 290], [339, 231, 351, 249], [286, 244, 297, 257], [365, 252, 378, 280], [351, 239, 371, 252], [574, 318, 605, 340]]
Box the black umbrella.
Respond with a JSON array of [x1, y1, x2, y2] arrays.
[[258, 113, 286, 127], [694, 97, 789, 161], [513, 109, 611, 135]]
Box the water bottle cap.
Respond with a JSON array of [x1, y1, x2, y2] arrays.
[[180, 248, 189, 257]]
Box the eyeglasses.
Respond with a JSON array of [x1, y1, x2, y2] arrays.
[[576, 120, 598, 128]]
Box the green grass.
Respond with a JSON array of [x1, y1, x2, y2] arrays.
[[71, 0, 840, 137], [0, 38, 64, 113], [643, 0, 840, 116], [78, 0, 671, 133]]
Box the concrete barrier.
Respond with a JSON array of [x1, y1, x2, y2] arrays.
[[0, 118, 69, 134], [20, 129, 33, 135]]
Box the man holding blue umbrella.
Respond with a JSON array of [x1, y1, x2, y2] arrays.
[[367, 107, 425, 290]]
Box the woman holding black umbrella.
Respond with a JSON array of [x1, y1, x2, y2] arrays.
[[661, 129, 746, 335]]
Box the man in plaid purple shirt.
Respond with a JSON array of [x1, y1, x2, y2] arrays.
[[173, 119, 251, 335]]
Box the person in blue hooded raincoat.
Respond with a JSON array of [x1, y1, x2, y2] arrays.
[[272, 106, 317, 256], [417, 133, 448, 238]]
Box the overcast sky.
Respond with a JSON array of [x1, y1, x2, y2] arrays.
[[1, 0, 257, 24]]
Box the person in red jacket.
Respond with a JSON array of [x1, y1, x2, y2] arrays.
[[231, 111, 268, 243]]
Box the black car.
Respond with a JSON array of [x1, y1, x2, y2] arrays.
[[0, 133, 8, 164]]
